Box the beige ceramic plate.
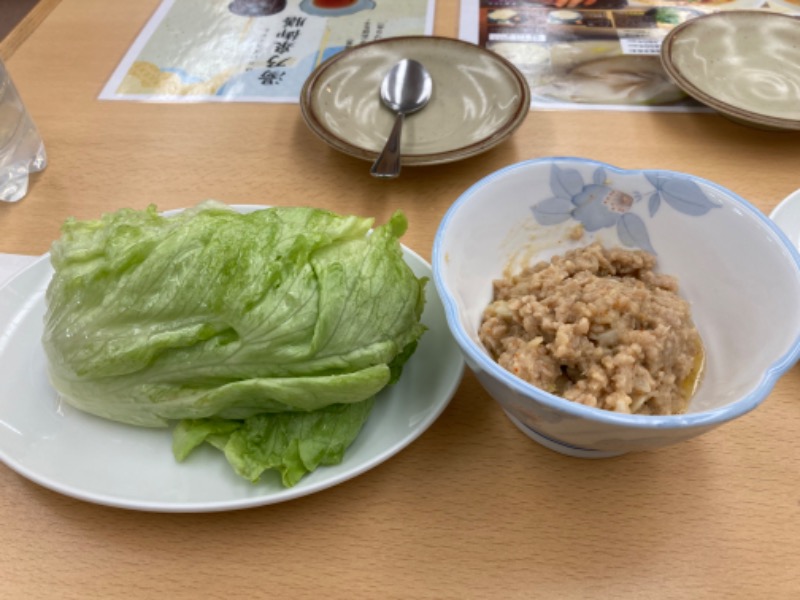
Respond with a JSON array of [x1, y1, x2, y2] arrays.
[[767, 0, 800, 14], [630, 0, 765, 9], [660, 10, 800, 131], [300, 36, 531, 166]]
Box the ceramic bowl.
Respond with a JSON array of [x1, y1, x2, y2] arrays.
[[769, 188, 800, 251], [660, 10, 800, 131], [433, 157, 800, 457]]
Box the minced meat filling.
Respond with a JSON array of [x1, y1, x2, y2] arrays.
[[479, 243, 702, 415]]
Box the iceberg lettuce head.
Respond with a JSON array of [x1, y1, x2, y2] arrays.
[[42, 202, 426, 485]]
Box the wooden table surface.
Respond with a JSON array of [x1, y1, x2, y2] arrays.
[[2, 1, 799, 598]]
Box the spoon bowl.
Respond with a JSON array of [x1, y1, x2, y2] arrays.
[[370, 59, 433, 178]]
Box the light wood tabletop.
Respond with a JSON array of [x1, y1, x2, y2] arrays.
[[2, 1, 799, 598]]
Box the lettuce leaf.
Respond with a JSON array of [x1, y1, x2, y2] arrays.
[[43, 202, 425, 485], [173, 399, 374, 487]]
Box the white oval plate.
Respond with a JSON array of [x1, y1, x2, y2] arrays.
[[770, 188, 800, 250], [300, 36, 530, 166], [0, 207, 464, 512]]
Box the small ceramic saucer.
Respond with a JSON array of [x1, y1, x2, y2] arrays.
[[629, 0, 765, 8], [300, 36, 530, 166], [660, 10, 800, 131], [766, 0, 800, 14]]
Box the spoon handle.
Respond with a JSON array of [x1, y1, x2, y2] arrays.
[[370, 112, 405, 178]]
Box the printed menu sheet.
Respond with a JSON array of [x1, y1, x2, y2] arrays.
[[459, 0, 793, 112], [100, 0, 434, 103]]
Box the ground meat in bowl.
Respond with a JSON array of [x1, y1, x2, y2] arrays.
[[479, 243, 703, 415]]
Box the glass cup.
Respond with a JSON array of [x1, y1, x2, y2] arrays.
[[0, 58, 46, 203]]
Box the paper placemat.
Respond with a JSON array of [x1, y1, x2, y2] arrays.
[[100, 0, 435, 103]]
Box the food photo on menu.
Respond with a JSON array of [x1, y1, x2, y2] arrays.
[[472, 0, 794, 110], [99, 0, 434, 102]]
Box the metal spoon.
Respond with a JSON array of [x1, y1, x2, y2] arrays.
[[370, 59, 433, 178]]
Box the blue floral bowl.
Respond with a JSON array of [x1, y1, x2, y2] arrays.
[[433, 157, 800, 457]]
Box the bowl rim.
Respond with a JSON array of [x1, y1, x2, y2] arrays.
[[659, 10, 800, 131], [433, 156, 800, 430]]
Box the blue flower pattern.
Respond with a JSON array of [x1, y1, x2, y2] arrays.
[[532, 164, 722, 253]]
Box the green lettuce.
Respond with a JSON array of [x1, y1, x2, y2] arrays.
[[43, 202, 426, 485], [173, 399, 374, 487]]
